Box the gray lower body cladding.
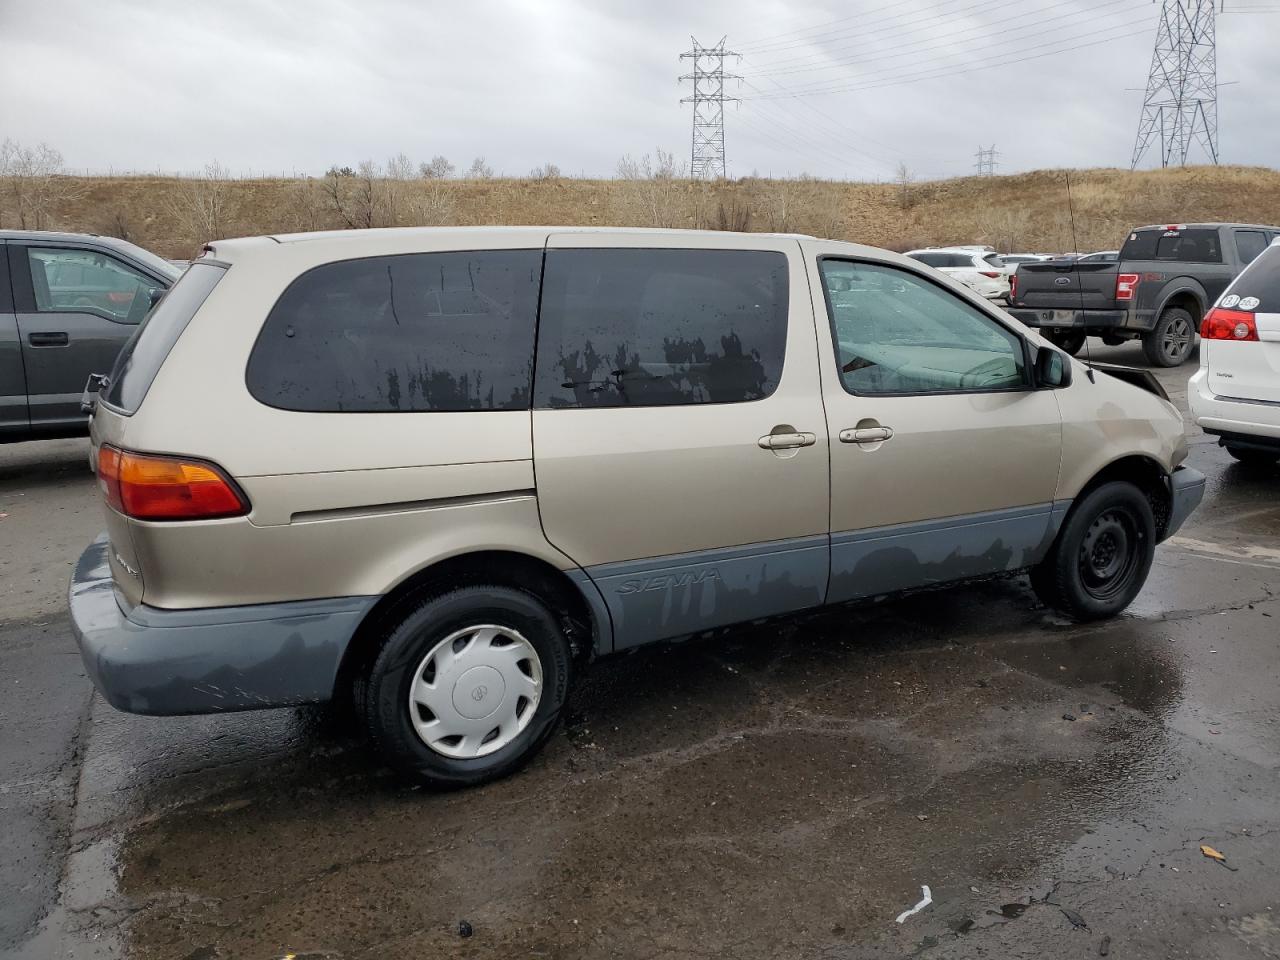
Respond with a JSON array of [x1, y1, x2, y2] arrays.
[[1163, 466, 1206, 541], [70, 534, 375, 715], [586, 504, 1071, 651]]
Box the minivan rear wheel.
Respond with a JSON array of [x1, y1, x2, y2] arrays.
[[1030, 481, 1156, 621], [361, 586, 572, 788]]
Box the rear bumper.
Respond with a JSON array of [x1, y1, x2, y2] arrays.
[[1163, 466, 1206, 541], [69, 534, 376, 715], [1007, 307, 1130, 330], [1188, 370, 1280, 440]]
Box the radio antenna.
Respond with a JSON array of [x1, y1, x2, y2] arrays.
[[1064, 171, 1096, 383]]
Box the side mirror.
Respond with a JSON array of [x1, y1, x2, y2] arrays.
[[148, 287, 166, 308], [1035, 344, 1073, 388]]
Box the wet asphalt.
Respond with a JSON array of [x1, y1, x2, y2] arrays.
[[2, 341, 1279, 959]]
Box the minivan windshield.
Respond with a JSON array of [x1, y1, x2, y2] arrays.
[[103, 262, 227, 414]]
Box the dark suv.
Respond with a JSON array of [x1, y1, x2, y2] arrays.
[[1, 232, 180, 443], [1007, 223, 1280, 366]]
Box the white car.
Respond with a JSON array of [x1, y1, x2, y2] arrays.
[[906, 247, 1011, 301], [1189, 239, 1280, 466]]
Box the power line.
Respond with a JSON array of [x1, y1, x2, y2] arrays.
[[1131, 0, 1219, 167], [734, 0, 972, 51], [751, 0, 1140, 78], [679, 37, 740, 179], [742, 19, 1155, 99]]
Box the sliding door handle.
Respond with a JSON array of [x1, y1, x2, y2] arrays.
[[758, 431, 816, 450], [839, 426, 894, 444]]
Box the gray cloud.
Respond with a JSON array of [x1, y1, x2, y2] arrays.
[[0, 0, 1273, 180]]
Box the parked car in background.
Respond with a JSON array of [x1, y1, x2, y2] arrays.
[[1079, 250, 1120, 264], [1008, 223, 1280, 366], [71, 226, 1203, 788], [906, 247, 1010, 300], [2, 232, 180, 443], [1189, 238, 1280, 466]]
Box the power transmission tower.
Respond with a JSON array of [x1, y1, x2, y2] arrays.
[[974, 145, 999, 176], [680, 37, 740, 179], [1131, 0, 1219, 169]]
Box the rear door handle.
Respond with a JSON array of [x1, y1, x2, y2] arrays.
[[839, 426, 894, 444], [758, 431, 816, 450], [28, 331, 69, 347]]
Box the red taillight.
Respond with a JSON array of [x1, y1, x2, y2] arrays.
[[1116, 273, 1140, 301], [105, 291, 134, 304], [1201, 308, 1259, 342], [979, 270, 1001, 278], [95, 445, 248, 521], [1009, 274, 1018, 299]]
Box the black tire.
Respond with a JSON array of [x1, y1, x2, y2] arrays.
[[1031, 481, 1156, 621], [1226, 444, 1280, 467], [1047, 330, 1086, 356], [361, 585, 573, 788], [1142, 307, 1196, 367]]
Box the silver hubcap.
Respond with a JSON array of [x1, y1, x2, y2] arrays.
[[1162, 317, 1192, 360], [407, 624, 542, 759]]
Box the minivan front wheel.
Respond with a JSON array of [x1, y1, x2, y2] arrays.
[[361, 586, 572, 788], [1031, 482, 1156, 621]]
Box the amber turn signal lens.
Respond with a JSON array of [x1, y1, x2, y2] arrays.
[[96, 445, 248, 521]]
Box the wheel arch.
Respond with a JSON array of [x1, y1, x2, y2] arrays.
[[1155, 282, 1207, 325], [1067, 454, 1172, 539], [334, 550, 610, 702]]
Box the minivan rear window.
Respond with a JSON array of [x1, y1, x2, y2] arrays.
[[103, 262, 226, 414], [1224, 245, 1280, 311], [246, 250, 541, 412], [534, 248, 789, 409]]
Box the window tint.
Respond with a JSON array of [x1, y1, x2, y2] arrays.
[[105, 262, 226, 414], [247, 250, 541, 412], [909, 252, 947, 268], [1147, 228, 1222, 263], [27, 247, 157, 323], [983, 253, 1004, 268], [534, 248, 788, 409], [1226, 246, 1280, 310], [1235, 230, 1268, 266], [819, 259, 1027, 396]]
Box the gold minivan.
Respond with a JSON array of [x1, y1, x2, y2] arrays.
[[70, 227, 1205, 787]]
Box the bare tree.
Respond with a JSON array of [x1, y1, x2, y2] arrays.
[[764, 178, 796, 232], [412, 180, 454, 225], [168, 160, 234, 245], [615, 148, 686, 227], [420, 155, 454, 179], [530, 162, 561, 180], [894, 161, 916, 211], [352, 160, 379, 228], [386, 152, 415, 180], [289, 176, 327, 232], [467, 156, 494, 179], [0, 139, 79, 229]]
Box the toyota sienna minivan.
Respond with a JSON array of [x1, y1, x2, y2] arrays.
[[70, 227, 1205, 787]]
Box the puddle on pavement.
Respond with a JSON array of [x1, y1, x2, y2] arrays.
[[105, 577, 1211, 960]]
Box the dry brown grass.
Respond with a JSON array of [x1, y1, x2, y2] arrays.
[[5, 165, 1279, 260]]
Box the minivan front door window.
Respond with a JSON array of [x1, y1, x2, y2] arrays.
[[818, 259, 1027, 395]]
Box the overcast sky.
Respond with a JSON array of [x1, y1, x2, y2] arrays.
[[1, 0, 1275, 181]]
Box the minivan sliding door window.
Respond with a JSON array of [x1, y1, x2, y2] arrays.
[[533, 248, 789, 409]]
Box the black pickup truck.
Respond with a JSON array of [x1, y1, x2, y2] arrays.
[[1007, 222, 1280, 366]]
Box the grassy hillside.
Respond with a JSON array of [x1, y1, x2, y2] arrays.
[[4, 165, 1278, 261]]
